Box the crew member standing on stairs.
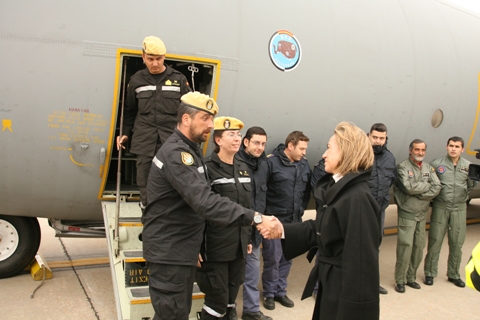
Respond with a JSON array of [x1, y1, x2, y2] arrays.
[[116, 36, 191, 211]]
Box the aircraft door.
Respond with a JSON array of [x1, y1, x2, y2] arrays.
[[100, 53, 218, 201]]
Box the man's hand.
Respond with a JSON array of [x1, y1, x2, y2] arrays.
[[116, 135, 128, 150], [196, 253, 203, 268], [247, 244, 253, 254], [256, 216, 283, 239]]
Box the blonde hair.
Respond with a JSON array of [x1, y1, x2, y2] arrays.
[[333, 121, 374, 176]]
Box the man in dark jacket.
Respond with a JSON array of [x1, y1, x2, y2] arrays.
[[143, 92, 282, 320], [256, 131, 311, 310], [116, 36, 191, 209], [366, 123, 397, 294], [237, 127, 272, 320]]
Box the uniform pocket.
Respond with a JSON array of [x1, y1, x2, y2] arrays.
[[384, 167, 395, 182], [242, 183, 252, 192], [273, 173, 288, 182], [136, 90, 154, 114], [161, 89, 182, 114]]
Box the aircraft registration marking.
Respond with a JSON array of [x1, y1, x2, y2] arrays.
[[47, 110, 107, 144]]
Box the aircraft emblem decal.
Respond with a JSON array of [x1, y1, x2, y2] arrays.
[[269, 30, 302, 72]]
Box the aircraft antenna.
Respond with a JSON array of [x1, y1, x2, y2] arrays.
[[114, 58, 128, 256]]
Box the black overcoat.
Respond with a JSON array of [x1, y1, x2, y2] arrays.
[[283, 169, 381, 320]]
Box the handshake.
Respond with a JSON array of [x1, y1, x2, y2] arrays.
[[254, 214, 284, 239]]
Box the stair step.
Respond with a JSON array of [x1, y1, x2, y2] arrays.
[[126, 283, 205, 305], [122, 250, 144, 262]]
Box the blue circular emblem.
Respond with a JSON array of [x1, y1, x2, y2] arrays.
[[437, 166, 446, 174], [269, 30, 302, 72]]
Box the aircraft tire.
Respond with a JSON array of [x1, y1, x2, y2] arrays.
[[0, 215, 41, 279]]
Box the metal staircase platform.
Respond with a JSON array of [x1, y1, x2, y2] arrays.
[[102, 201, 204, 320]]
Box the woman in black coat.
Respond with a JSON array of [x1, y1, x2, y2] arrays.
[[281, 121, 382, 320]]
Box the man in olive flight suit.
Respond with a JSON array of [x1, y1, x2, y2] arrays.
[[393, 139, 441, 293], [424, 136, 477, 288]]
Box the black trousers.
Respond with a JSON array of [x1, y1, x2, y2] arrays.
[[149, 263, 195, 320], [196, 257, 246, 318], [135, 139, 162, 207]]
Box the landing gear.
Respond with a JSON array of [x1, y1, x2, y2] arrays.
[[0, 215, 41, 278]]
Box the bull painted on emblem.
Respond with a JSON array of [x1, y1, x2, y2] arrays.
[[273, 41, 297, 59]]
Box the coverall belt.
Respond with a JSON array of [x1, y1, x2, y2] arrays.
[[433, 201, 466, 210]]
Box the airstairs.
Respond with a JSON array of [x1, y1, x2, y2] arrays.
[[102, 202, 204, 320]]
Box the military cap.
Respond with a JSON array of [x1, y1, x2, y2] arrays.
[[181, 92, 219, 116], [214, 116, 244, 131], [142, 36, 166, 55]]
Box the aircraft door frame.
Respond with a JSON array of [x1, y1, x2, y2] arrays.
[[98, 49, 221, 201]]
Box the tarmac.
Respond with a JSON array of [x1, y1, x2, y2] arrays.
[[1, 200, 480, 320]]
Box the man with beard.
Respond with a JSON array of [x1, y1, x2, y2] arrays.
[[117, 36, 191, 211], [142, 92, 282, 320], [237, 127, 273, 320], [256, 131, 311, 310], [393, 139, 441, 293], [424, 136, 477, 288], [366, 123, 397, 294]]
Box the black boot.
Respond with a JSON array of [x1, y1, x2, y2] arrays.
[[224, 307, 238, 320], [200, 309, 218, 320]]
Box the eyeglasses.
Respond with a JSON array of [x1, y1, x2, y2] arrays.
[[224, 132, 243, 138], [249, 140, 267, 147]]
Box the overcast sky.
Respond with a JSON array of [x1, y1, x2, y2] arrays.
[[449, 0, 480, 13]]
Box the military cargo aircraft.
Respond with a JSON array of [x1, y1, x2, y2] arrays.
[[1, 0, 480, 304]]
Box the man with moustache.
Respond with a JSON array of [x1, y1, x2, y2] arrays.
[[424, 136, 477, 288], [256, 131, 311, 310], [393, 139, 441, 293], [117, 36, 191, 210], [366, 123, 397, 294], [237, 127, 273, 320], [142, 92, 282, 320]]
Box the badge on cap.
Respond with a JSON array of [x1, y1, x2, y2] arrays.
[[408, 170, 414, 178], [224, 119, 230, 129], [206, 100, 214, 110], [181, 152, 194, 166]]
